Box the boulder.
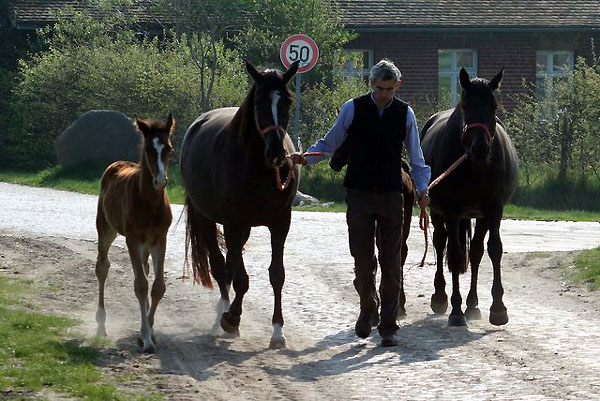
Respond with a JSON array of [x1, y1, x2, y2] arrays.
[[293, 191, 319, 206], [55, 110, 141, 169]]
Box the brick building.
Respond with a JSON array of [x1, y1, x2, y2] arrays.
[[4, 1, 600, 112], [335, 1, 600, 112]]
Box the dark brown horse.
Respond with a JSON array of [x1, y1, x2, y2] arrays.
[[420, 68, 518, 326], [95, 114, 174, 352], [180, 61, 299, 348]]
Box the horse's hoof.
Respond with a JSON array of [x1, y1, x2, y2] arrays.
[[142, 342, 156, 353], [489, 309, 509, 326], [369, 312, 380, 327], [448, 314, 468, 327], [137, 336, 156, 353], [465, 307, 482, 321], [211, 321, 224, 336], [221, 313, 240, 334], [95, 328, 107, 337], [431, 294, 448, 315], [269, 336, 287, 349]]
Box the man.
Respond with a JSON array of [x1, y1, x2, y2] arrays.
[[291, 59, 430, 347]]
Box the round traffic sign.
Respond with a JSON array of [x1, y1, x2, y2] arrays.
[[280, 34, 319, 74]]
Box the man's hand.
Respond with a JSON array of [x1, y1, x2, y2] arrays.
[[290, 152, 307, 165], [417, 191, 430, 209]]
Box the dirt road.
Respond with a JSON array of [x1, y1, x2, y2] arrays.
[[1, 182, 600, 400]]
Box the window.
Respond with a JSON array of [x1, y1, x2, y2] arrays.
[[438, 49, 478, 108], [536, 51, 574, 101], [344, 49, 373, 77]]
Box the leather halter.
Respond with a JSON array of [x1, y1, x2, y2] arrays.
[[461, 122, 494, 148], [258, 125, 287, 140]]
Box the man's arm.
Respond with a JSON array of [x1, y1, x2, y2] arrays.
[[405, 106, 431, 207], [292, 99, 355, 166]]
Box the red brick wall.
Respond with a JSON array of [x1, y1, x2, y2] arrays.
[[346, 30, 600, 116]]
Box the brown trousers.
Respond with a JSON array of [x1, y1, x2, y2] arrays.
[[346, 188, 403, 336]]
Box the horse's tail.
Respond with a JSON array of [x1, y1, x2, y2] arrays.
[[184, 196, 214, 289]]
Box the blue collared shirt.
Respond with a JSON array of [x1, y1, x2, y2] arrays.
[[305, 94, 431, 194]]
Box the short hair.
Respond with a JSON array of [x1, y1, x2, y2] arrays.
[[369, 59, 402, 82]]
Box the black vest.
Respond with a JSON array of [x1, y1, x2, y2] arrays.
[[343, 94, 408, 191]]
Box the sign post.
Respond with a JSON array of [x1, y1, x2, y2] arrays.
[[280, 34, 319, 152]]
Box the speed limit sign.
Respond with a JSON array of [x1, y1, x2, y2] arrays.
[[280, 34, 319, 74]]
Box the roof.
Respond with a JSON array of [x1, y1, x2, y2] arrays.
[[7, 1, 600, 31], [7, 0, 167, 29], [333, 0, 600, 31]]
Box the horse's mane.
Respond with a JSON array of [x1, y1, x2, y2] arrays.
[[231, 83, 257, 145]]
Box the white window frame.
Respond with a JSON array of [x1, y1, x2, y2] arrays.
[[536, 50, 574, 101], [438, 49, 478, 107], [344, 49, 373, 78]]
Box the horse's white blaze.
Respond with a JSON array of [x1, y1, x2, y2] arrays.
[[271, 90, 281, 126], [152, 137, 167, 189]]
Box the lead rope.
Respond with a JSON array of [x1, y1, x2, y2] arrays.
[[418, 152, 469, 267]]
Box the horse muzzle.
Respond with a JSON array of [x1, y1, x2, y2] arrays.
[[153, 176, 168, 190]]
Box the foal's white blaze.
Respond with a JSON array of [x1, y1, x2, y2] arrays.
[[152, 137, 167, 189], [271, 90, 281, 127]]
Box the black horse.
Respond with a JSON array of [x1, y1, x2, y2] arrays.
[[180, 61, 299, 348], [420, 68, 519, 326]]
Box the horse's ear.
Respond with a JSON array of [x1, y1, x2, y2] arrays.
[[135, 117, 149, 133], [490, 68, 504, 91], [246, 61, 263, 83], [282, 60, 300, 84], [166, 113, 175, 135], [459, 68, 471, 89]]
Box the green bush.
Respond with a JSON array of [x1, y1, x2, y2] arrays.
[[505, 54, 600, 211], [4, 13, 246, 169]]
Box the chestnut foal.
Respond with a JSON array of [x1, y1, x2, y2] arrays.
[[95, 114, 174, 352]]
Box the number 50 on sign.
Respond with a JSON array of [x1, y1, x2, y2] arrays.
[[280, 34, 319, 74]]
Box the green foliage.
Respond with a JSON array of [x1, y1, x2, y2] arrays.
[[232, 0, 355, 83], [0, 276, 159, 400], [506, 55, 600, 191], [571, 247, 600, 290], [296, 73, 368, 147], [5, 11, 246, 168]]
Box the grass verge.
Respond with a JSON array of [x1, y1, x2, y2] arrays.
[[571, 247, 600, 290], [0, 274, 161, 400], [2, 167, 600, 221]]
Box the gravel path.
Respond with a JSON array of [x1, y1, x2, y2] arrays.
[[1, 182, 599, 400]]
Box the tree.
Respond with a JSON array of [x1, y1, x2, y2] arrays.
[[7, 10, 246, 167], [232, 0, 354, 83], [506, 55, 600, 185]]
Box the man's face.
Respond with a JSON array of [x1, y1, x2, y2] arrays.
[[370, 78, 400, 108]]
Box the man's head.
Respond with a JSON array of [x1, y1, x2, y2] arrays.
[[369, 59, 402, 109]]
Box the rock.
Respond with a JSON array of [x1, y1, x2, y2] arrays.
[[55, 110, 141, 169], [293, 191, 319, 206]]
